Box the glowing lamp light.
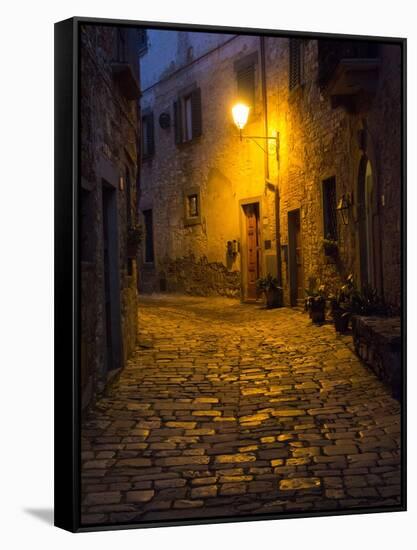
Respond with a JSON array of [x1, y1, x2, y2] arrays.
[[232, 103, 250, 131]]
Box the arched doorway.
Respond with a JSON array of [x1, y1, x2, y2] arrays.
[[358, 156, 377, 289]]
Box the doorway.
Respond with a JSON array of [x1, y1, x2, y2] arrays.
[[242, 202, 261, 301], [102, 182, 122, 373], [358, 157, 377, 289], [288, 209, 304, 306]]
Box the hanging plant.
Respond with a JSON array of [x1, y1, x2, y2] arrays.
[[323, 238, 338, 256]]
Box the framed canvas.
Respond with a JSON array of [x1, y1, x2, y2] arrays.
[[54, 16, 407, 532]]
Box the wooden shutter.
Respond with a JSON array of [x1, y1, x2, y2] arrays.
[[191, 88, 202, 139], [237, 65, 255, 107], [173, 100, 182, 144]]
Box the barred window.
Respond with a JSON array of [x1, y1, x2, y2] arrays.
[[289, 39, 304, 90], [322, 177, 338, 240]]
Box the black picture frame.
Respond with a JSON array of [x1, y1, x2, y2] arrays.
[[54, 16, 407, 533]]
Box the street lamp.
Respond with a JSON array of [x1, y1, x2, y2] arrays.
[[232, 102, 279, 160], [337, 193, 351, 225], [232, 103, 250, 136]]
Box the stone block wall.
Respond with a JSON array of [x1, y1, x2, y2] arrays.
[[139, 32, 402, 309], [80, 25, 139, 409], [139, 34, 279, 300], [352, 316, 401, 399], [265, 38, 402, 307]]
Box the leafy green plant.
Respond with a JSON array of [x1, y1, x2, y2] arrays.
[[331, 275, 389, 318], [256, 274, 281, 293], [323, 238, 338, 253], [350, 284, 389, 316], [304, 284, 326, 311], [256, 275, 283, 309]]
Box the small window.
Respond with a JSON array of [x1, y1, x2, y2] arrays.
[[174, 88, 202, 144], [237, 64, 255, 107], [143, 209, 154, 263], [322, 177, 337, 241], [142, 113, 155, 158], [289, 39, 304, 90], [184, 189, 201, 226]]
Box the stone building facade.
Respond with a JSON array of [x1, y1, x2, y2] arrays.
[[80, 25, 142, 408], [138, 31, 402, 309]]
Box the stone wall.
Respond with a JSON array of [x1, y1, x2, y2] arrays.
[[139, 34, 279, 299], [352, 316, 401, 399], [159, 254, 240, 297], [139, 33, 402, 308], [265, 38, 402, 306], [80, 25, 139, 409]]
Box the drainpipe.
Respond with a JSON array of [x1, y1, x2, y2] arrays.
[[260, 36, 282, 287]]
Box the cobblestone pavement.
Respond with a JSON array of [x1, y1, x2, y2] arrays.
[[81, 295, 401, 525]]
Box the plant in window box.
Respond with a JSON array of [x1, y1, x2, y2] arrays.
[[305, 284, 326, 324], [323, 236, 338, 256], [127, 225, 142, 258], [256, 274, 283, 309]]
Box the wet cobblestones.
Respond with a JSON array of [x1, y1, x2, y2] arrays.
[[81, 295, 401, 525]]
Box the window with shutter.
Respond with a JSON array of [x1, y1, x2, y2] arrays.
[[322, 177, 338, 240], [142, 113, 155, 158], [173, 87, 202, 145], [191, 88, 202, 139], [289, 39, 304, 90], [237, 64, 255, 107]]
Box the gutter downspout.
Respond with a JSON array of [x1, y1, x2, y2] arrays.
[[260, 36, 282, 287]]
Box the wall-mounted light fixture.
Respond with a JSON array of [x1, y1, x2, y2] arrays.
[[337, 193, 351, 225], [232, 102, 279, 161]]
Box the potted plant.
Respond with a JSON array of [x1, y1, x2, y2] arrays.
[[330, 274, 355, 333], [323, 237, 338, 256], [305, 284, 326, 323], [256, 274, 283, 309], [127, 224, 142, 258], [350, 284, 389, 317]]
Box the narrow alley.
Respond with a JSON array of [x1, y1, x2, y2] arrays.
[[81, 295, 401, 525]]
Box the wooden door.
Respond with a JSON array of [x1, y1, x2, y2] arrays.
[[288, 209, 304, 306], [244, 203, 260, 301]]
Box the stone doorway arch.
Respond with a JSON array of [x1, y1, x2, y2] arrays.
[[357, 155, 380, 290]]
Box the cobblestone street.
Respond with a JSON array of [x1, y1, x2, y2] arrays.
[[81, 295, 401, 525]]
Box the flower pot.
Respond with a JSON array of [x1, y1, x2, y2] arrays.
[[333, 312, 350, 333], [310, 307, 325, 324], [265, 287, 283, 309]]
